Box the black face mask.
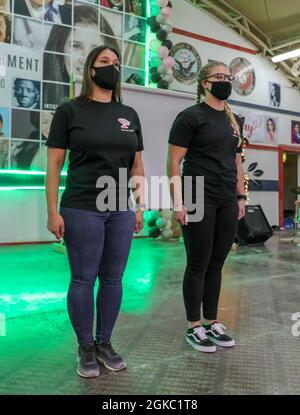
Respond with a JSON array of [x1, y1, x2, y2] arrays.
[[92, 65, 120, 90], [206, 81, 232, 100]]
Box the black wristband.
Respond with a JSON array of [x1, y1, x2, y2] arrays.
[[237, 194, 247, 201]]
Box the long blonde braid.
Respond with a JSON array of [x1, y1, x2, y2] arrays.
[[224, 102, 243, 148]]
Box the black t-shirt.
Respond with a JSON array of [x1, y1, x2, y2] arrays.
[[46, 99, 144, 211], [168, 102, 243, 201]]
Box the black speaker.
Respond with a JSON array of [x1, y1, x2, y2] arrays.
[[236, 205, 273, 245]]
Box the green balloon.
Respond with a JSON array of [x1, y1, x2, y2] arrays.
[[150, 38, 161, 51], [150, 5, 160, 16], [151, 56, 162, 68]]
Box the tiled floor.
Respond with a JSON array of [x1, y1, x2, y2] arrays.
[[0, 232, 300, 394]]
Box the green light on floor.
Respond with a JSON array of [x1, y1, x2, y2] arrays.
[[0, 169, 67, 176], [0, 187, 65, 191]]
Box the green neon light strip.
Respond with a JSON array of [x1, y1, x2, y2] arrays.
[[0, 170, 67, 176], [145, 0, 151, 87], [0, 187, 65, 191]]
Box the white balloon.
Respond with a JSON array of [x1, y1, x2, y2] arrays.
[[163, 74, 174, 83], [157, 64, 167, 74], [156, 13, 166, 24], [161, 228, 174, 240], [156, 217, 168, 229], [161, 23, 172, 34]]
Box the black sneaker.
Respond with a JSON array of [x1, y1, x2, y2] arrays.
[[186, 326, 216, 353], [204, 322, 235, 347], [77, 344, 100, 378], [95, 341, 127, 372]]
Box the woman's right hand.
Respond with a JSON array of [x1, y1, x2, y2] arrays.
[[47, 213, 65, 240], [173, 205, 189, 226]]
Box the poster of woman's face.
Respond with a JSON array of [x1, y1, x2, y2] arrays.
[[269, 81, 281, 108], [13, 16, 44, 49], [0, 107, 10, 137], [74, 1, 99, 31], [124, 14, 146, 43], [11, 109, 40, 140], [100, 7, 123, 38], [12, 78, 40, 109], [0, 12, 11, 43], [291, 121, 300, 144], [264, 116, 278, 144]]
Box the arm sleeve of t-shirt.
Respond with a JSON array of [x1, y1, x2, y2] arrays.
[[132, 109, 144, 151], [168, 111, 195, 148], [234, 113, 244, 154], [45, 103, 70, 149]]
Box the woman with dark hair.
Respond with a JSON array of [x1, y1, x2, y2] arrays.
[[269, 83, 280, 107], [167, 61, 246, 353], [46, 45, 145, 378], [43, 5, 120, 109]]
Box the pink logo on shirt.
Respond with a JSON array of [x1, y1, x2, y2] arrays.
[[118, 118, 131, 129]]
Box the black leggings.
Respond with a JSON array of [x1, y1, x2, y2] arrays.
[[181, 198, 238, 322]]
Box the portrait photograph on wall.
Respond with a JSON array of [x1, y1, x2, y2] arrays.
[[0, 0, 11, 13], [11, 77, 41, 110], [11, 109, 40, 141], [269, 81, 281, 108], [0, 106, 10, 137], [122, 66, 145, 85], [124, 13, 146, 43], [291, 120, 300, 144], [0, 11, 11, 43], [264, 115, 278, 144], [100, 6, 123, 38], [13, 16, 44, 50], [10, 139, 42, 170]]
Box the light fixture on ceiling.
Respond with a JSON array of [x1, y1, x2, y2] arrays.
[[271, 48, 300, 63]]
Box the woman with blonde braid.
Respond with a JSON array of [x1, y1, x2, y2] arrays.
[[167, 62, 246, 353]]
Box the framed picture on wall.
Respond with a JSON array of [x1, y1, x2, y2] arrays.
[[0, 106, 10, 137], [269, 81, 281, 108], [125, 0, 146, 16], [11, 109, 40, 141], [13, 16, 44, 49], [41, 111, 54, 141], [123, 41, 145, 69], [124, 14, 146, 43], [74, 1, 99, 32], [43, 82, 69, 111], [13, 0, 72, 23], [291, 120, 300, 144], [101, 0, 123, 12], [0, 136, 8, 168], [264, 115, 278, 144], [0, 12, 11, 43], [10, 139, 42, 170], [100, 7, 123, 38], [0, 0, 11, 13], [122, 66, 145, 85], [11, 78, 41, 110]]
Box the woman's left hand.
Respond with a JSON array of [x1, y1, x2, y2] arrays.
[[238, 200, 246, 220], [134, 211, 144, 234]]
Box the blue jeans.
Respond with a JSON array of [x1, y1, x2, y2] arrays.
[[60, 207, 136, 346]]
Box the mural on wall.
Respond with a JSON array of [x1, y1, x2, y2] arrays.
[[0, 0, 148, 171], [229, 57, 255, 96], [235, 108, 279, 145], [291, 120, 300, 144], [170, 42, 201, 85]]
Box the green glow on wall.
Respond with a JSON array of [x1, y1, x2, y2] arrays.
[[0, 170, 66, 189]]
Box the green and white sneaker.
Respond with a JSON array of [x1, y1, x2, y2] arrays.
[[203, 322, 235, 347], [186, 326, 216, 353]]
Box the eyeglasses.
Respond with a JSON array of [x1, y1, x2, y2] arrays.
[[205, 73, 235, 82]]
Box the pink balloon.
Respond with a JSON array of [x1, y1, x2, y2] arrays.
[[163, 56, 175, 69], [162, 6, 172, 18], [158, 46, 169, 59]]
